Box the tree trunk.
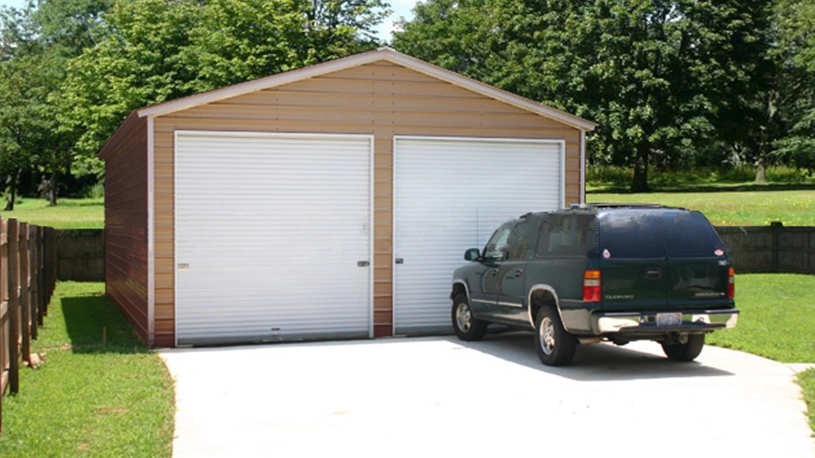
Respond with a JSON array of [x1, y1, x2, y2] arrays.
[[48, 170, 58, 206], [630, 144, 651, 192], [755, 159, 767, 184], [4, 168, 20, 211]]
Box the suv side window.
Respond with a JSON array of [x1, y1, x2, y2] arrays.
[[507, 222, 529, 261], [483, 224, 512, 262], [537, 215, 595, 258]]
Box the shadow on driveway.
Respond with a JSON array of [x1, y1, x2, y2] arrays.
[[436, 331, 734, 381]]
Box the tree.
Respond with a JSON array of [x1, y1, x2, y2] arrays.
[[0, 4, 72, 208], [772, 0, 815, 176], [394, 0, 774, 191], [0, 0, 114, 207], [59, 0, 390, 170]]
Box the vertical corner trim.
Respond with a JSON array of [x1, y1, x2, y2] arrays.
[[579, 130, 586, 204], [147, 116, 156, 347]]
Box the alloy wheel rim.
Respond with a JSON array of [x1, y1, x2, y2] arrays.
[[539, 317, 555, 355], [456, 303, 472, 332]]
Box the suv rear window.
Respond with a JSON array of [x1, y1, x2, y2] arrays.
[[598, 211, 665, 259], [664, 211, 723, 258], [598, 210, 723, 260]]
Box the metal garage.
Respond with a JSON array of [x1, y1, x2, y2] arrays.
[[97, 47, 595, 347]]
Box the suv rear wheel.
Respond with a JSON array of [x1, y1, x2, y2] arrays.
[[534, 306, 577, 366], [661, 334, 705, 362], [452, 294, 487, 341]]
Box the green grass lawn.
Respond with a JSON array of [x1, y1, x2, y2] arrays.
[[800, 370, 815, 433], [0, 282, 174, 457], [587, 189, 815, 226], [706, 273, 815, 437], [707, 274, 815, 363], [1, 198, 104, 229]]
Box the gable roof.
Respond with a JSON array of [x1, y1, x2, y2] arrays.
[[135, 47, 596, 131]]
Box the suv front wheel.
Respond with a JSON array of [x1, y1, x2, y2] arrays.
[[452, 294, 488, 341], [534, 306, 577, 366]]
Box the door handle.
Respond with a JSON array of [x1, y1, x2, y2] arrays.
[[491, 269, 499, 276], [645, 268, 662, 279], [395, 258, 404, 264], [513, 269, 523, 278]]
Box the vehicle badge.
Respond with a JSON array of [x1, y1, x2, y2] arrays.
[[714, 249, 724, 257], [602, 249, 611, 259]]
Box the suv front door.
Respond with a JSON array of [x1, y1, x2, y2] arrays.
[[469, 223, 512, 315], [495, 221, 530, 322]]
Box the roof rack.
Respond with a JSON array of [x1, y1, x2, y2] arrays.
[[583, 203, 689, 211]]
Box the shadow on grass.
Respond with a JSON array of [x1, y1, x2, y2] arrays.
[[590, 183, 815, 194], [61, 293, 150, 355]]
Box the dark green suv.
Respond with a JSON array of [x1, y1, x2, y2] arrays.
[[450, 204, 738, 366]]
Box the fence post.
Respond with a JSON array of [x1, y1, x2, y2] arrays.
[[29, 225, 39, 340], [7, 220, 19, 395], [46, 227, 55, 303], [771, 222, 783, 273], [19, 223, 30, 365]]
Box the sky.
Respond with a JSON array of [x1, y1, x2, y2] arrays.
[[0, 0, 418, 43]]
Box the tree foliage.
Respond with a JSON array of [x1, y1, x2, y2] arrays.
[[0, 3, 80, 208], [59, 0, 389, 175], [773, 0, 815, 175], [394, 0, 776, 190]]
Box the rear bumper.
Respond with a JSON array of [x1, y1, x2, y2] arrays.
[[594, 309, 739, 334]]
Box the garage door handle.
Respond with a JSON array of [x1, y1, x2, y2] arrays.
[[395, 258, 404, 264], [357, 261, 369, 267]]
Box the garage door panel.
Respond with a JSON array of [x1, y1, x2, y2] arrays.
[[175, 132, 372, 345], [394, 137, 563, 334]]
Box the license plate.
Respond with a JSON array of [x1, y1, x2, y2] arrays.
[[656, 313, 682, 327]]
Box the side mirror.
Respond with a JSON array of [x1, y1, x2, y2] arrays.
[[464, 248, 481, 261]]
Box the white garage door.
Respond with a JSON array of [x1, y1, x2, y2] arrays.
[[393, 136, 564, 334], [175, 132, 372, 345]]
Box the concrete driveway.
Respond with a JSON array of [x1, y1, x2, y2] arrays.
[[160, 334, 815, 458]]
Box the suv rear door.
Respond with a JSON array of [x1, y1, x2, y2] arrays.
[[597, 209, 732, 313], [664, 211, 731, 309], [597, 210, 670, 311]]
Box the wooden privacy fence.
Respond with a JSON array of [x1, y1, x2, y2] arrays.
[[0, 218, 57, 435], [716, 223, 815, 275]]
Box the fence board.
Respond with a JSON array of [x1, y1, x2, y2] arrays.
[[7, 220, 19, 394], [0, 218, 7, 433], [19, 223, 30, 365]]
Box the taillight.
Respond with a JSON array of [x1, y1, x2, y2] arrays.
[[583, 270, 602, 303], [728, 267, 735, 298]]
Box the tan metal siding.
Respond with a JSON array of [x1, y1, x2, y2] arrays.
[[102, 115, 149, 344], [153, 61, 583, 345]]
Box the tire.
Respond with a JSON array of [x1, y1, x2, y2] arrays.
[[452, 294, 487, 341], [534, 306, 577, 366], [662, 334, 705, 362]]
